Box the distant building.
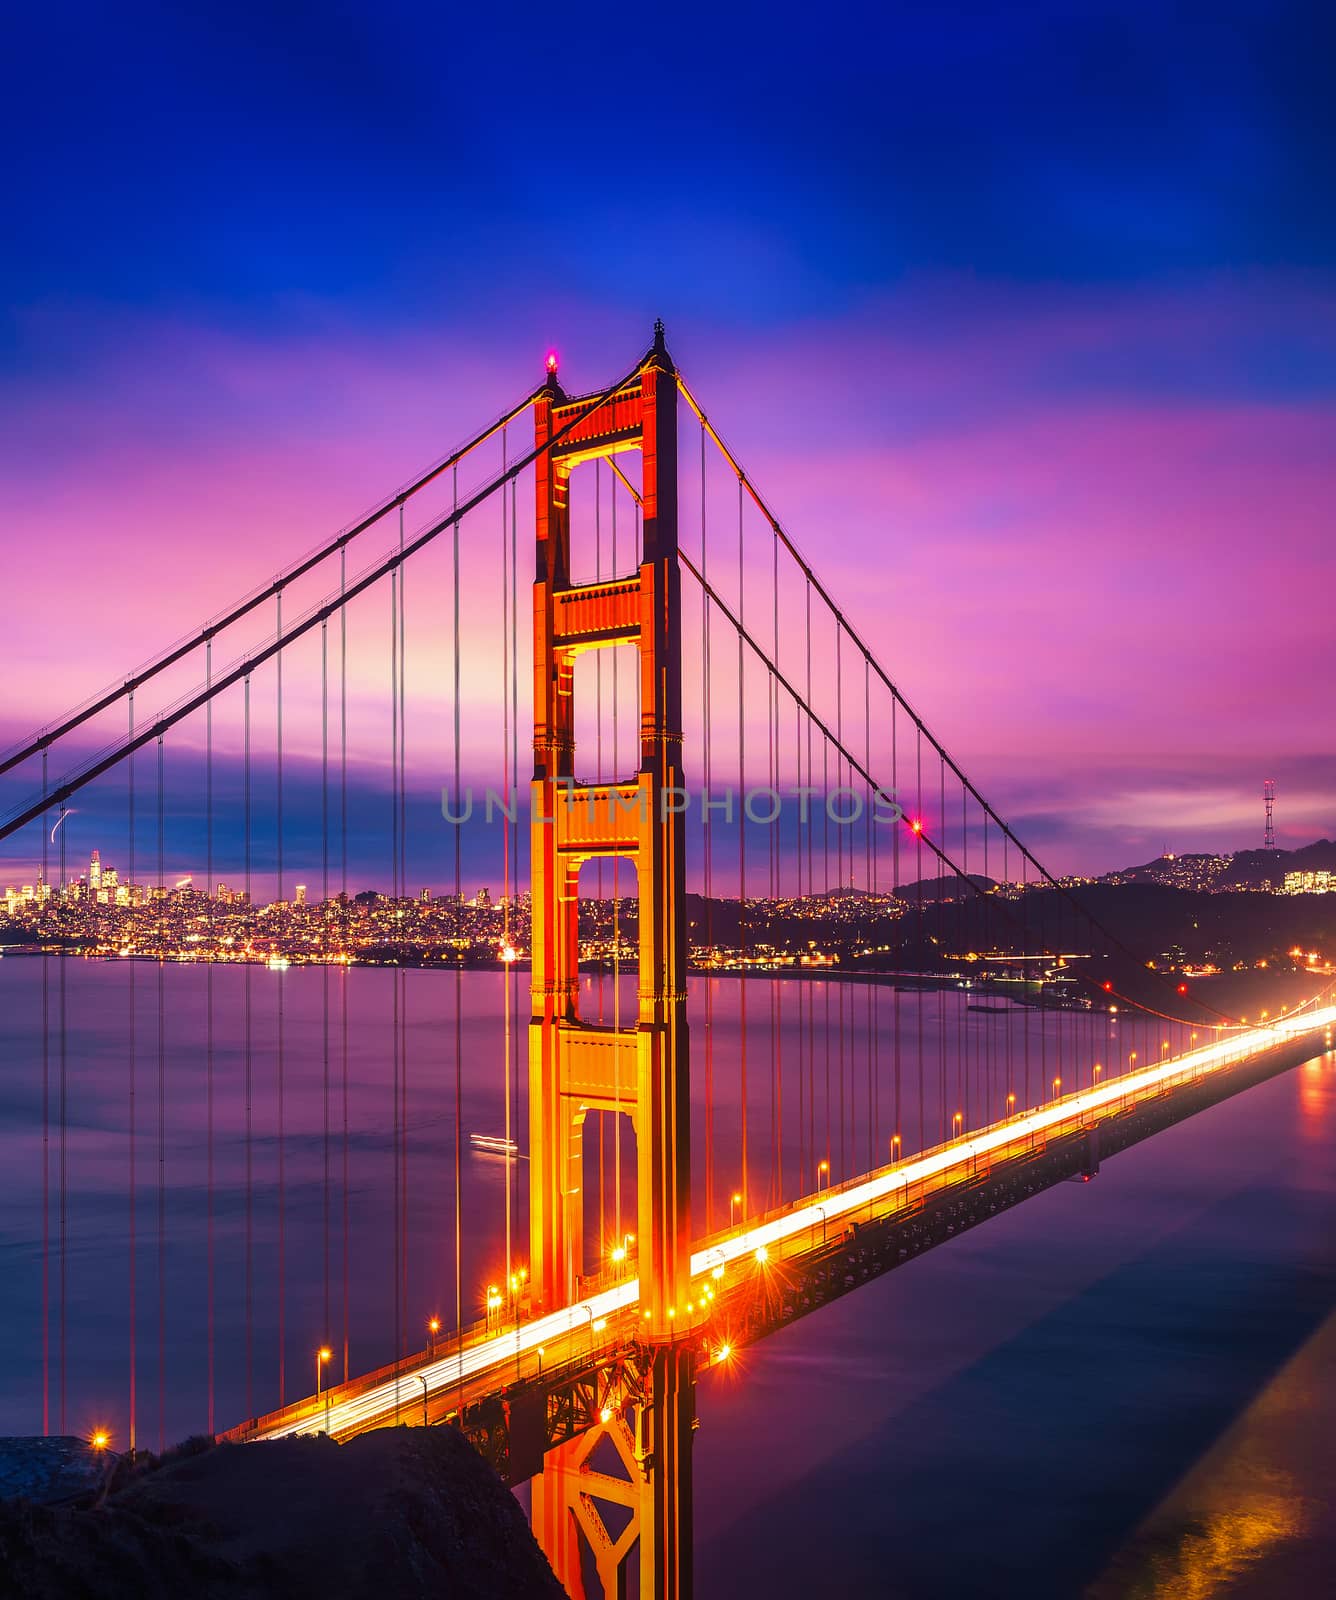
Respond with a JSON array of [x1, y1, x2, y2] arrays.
[[1282, 869, 1335, 894]]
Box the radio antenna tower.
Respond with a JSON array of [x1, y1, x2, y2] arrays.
[[1264, 778, 1276, 849]]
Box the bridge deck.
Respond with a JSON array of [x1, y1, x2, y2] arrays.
[[221, 1008, 1335, 1455]]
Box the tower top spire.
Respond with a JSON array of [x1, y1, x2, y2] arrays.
[[646, 317, 674, 373]]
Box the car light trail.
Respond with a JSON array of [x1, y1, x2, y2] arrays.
[[248, 1008, 1335, 1442]]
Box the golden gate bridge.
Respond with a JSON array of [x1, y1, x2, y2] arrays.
[[2, 324, 1332, 1599]]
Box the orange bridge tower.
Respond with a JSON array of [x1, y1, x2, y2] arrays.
[[528, 324, 694, 1599]]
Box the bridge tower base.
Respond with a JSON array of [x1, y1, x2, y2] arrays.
[[532, 1348, 696, 1600]]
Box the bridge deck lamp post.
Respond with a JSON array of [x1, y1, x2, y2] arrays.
[[427, 1316, 440, 1356], [817, 1160, 829, 1194], [890, 1133, 902, 1164], [730, 1192, 743, 1227], [1006, 1092, 1016, 1119], [420, 1375, 429, 1428], [316, 1346, 332, 1433]]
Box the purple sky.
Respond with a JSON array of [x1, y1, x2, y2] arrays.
[[5, 4, 1335, 881]]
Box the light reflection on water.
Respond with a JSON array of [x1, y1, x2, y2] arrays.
[[0, 962, 1332, 1596], [693, 1049, 1336, 1599]]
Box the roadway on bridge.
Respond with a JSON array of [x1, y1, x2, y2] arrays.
[[228, 1006, 1336, 1446]]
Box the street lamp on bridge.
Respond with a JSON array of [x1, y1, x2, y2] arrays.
[[316, 1346, 332, 1433]]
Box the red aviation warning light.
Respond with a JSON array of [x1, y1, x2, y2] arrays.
[[545, 351, 558, 374], [1102, 981, 1114, 993], [910, 818, 923, 834]]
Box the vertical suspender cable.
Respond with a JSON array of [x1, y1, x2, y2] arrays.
[[938, 754, 947, 1141], [836, 627, 845, 1179], [892, 696, 901, 1159], [452, 466, 464, 1415], [390, 561, 401, 1416], [510, 476, 520, 1275], [916, 731, 924, 1153], [700, 421, 714, 1234], [206, 639, 215, 1435], [611, 472, 622, 1245], [399, 506, 408, 1359], [127, 703, 137, 1451], [866, 657, 875, 1172], [822, 731, 831, 1175], [499, 434, 512, 1293], [275, 590, 286, 1408], [737, 480, 748, 1212], [794, 699, 805, 1189], [243, 675, 254, 1418], [340, 550, 350, 1383], [155, 735, 164, 1451], [41, 752, 49, 1436], [321, 616, 330, 1350], [58, 795, 67, 1435], [595, 463, 604, 1235], [611, 469, 622, 1246], [771, 526, 781, 1205], [805, 580, 815, 1179]]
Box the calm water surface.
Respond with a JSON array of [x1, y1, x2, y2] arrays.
[[0, 961, 1331, 1597]]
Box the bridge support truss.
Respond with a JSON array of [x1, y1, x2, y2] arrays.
[[528, 1347, 695, 1600], [529, 327, 694, 1596]]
